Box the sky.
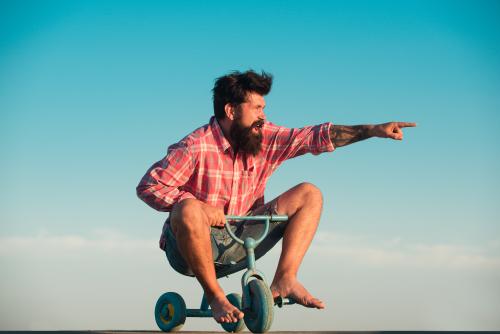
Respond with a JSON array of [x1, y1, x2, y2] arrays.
[[1, 0, 499, 331]]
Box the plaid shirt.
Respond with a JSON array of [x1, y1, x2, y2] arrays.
[[137, 117, 334, 250]]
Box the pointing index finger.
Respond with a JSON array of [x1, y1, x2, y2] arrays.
[[396, 122, 417, 128]]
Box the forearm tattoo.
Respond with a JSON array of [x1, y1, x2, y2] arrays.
[[330, 125, 374, 147]]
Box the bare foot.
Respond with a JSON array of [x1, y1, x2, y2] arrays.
[[270, 275, 325, 309], [208, 293, 244, 323]]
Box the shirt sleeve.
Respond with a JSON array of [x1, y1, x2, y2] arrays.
[[263, 121, 335, 166], [136, 143, 196, 212]]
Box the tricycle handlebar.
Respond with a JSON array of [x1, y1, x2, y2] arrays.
[[224, 215, 288, 245]]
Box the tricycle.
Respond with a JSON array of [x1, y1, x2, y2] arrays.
[[154, 215, 296, 333]]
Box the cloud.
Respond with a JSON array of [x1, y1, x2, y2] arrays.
[[1, 229, 499, 272], [1, 230, 500, 331], [0, 229, 158, 258], [311, 231, 500, 271]]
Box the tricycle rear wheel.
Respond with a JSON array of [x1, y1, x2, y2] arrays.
[[154, 292, 186, 332], [221, 293, 245, 332]]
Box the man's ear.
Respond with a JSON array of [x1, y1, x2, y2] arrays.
[[224, 103, 236, 121]]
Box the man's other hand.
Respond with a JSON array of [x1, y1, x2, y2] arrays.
[[200, 201, 226, 228], [371, 122, 417, 140]]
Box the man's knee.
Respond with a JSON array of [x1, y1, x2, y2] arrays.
[[278, 182, 323, 216], [296, 182, 323, 205], [170, 199, 207, 237]]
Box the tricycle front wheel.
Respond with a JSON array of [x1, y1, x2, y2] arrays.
[[244, 279, 274, 333]]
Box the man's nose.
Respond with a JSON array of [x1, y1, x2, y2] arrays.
[[258, 109, 266, 121]]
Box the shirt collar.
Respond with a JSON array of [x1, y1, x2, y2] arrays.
[[210, 116, 232, 153]]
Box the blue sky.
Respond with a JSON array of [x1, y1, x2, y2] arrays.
[[1, 0, 499, 331]]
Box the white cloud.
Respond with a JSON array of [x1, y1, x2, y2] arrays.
[[311, 231, 500, 271], [1, 230, 500, 331], [0, 229, 158, 258], [2, 229, 499, 272]]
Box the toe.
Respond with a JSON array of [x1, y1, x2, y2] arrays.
[[312, 298, 325, 309], [234, 310, 244, 320]]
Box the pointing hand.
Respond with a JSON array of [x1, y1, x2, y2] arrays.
[[371, 122, 417, 140]]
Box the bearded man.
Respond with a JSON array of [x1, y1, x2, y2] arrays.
[[136, 70, 416, 324]]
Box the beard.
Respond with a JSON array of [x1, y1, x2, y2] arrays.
[[229, 118, 264, 156]]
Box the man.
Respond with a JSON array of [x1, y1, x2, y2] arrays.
[[137, 70, 416, 324]]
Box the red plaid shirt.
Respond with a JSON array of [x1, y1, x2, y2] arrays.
[[137, 117, 334, 249]]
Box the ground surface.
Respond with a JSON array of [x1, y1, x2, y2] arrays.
[[0, 331, 487, 334]]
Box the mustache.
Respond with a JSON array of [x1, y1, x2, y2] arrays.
[[252, 119, 265, 128]]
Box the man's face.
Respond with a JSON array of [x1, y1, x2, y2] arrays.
[[229, 92, 266, 155]]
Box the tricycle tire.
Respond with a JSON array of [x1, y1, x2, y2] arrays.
[[221, 293, 245, 332], [154, 292, 186, 332], [244, 279, 274, 333]]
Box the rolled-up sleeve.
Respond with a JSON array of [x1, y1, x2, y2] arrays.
[[264, 121, 335, 165], [136, 144, 196, 212]]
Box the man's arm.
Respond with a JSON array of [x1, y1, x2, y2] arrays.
[[330, 122, 416, 147], [136, 145, 196, 212], [262, 122, 334, 164], [137, 144, 227, 227]]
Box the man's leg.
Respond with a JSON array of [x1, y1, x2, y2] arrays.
[[170, 199, 244, 323], [270, 182, 326, 309]]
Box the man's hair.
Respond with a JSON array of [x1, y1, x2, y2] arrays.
[[212, 70, 273, 120]]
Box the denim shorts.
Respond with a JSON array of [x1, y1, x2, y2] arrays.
[[164, 199, 287, 278]]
